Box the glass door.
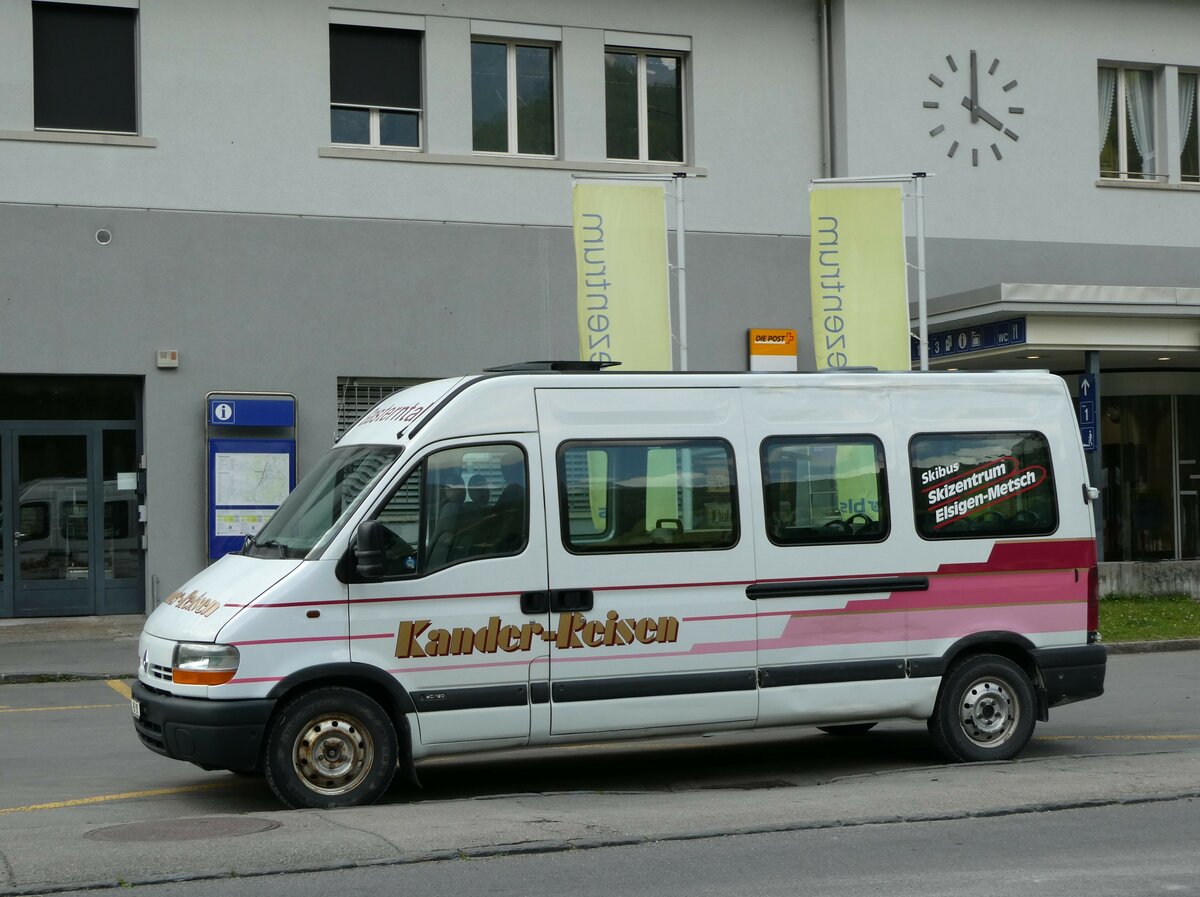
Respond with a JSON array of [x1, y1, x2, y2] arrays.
[[13, 431, 94, 616]]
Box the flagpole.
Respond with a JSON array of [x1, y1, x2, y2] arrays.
[[674, 172, 688, 371]]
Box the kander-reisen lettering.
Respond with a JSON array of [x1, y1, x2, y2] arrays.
[[395, 611, 680, 659]]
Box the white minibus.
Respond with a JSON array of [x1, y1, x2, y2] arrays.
[[132, 365, 1106, 808]]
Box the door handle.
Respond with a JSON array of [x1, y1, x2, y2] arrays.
[[13, 531, 27, 542], [549, 589, 593, 613], [519, 590, 549, 614], [520, 589, 595, 614]]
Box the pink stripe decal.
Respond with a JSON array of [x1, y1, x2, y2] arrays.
[[231, 633, 392, 647]]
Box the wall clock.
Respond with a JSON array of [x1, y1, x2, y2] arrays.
[[924, 50, 1024, 166]]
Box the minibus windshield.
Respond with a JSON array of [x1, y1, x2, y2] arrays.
[[245, 444, 401, 560]]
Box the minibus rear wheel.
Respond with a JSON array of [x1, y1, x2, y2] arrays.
[[264, 687, 398, 809], [928, 654, 1035, 763]]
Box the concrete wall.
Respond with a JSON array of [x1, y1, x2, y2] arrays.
[[1100, 561, 1200, 599]]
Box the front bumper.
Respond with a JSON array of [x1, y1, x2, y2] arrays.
[[132, 681, 276, 772], [1032, 643, 1107, 708]]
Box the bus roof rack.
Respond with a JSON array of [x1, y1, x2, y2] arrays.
[[483, 360, 621, 372]]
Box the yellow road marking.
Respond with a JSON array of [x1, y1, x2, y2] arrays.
[[1038, 734, 1200, 742], [0, 703, 120, 713], [0, 782, 237, 815], [106, 679, 132, 699]]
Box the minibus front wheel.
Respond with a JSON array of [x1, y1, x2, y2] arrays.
[[264, 686, 399, 809], [928, 654, 1036, 763]]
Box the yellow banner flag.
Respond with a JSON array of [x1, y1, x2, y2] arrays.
[[573, 183, 672, 370], [809, 186, 910, 370]]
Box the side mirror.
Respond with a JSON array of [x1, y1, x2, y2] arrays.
[[354, 519, 386, 578]]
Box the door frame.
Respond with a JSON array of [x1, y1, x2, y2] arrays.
[[0, 420, 143, 618]]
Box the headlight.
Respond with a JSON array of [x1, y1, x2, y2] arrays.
[[172, 643, 240, 686]]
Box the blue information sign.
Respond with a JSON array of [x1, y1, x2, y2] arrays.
[[208, 396, 296, 428], [1078, 373, 1097, 453], [912, 317, 1027, 362]]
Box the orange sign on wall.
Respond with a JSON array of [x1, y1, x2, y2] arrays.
[[748, 328, 798, 370]]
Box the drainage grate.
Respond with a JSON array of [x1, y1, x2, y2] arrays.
[[86, 817, 280, 843]]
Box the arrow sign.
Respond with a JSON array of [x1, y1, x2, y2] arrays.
[[1078, 374, 1098, 453]]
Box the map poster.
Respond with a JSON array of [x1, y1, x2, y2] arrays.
[[214, 452, 291, 507]]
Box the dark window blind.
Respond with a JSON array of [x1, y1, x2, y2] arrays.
[[33, 2, 137, 132], [329, 25, 421, 109]]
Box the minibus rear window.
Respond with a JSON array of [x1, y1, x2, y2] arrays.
[[910, 431, 1058, 539]]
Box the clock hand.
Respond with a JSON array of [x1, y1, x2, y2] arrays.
[[960, 96, 1004, 130], [970, 50, 978, 123]]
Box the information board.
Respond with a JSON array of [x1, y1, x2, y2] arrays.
[[207, 437, 296, 559]]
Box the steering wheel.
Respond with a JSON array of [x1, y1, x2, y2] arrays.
[[978, 510, 1006, 524], [1011, 509, 1043, 526], [845, 513, 873, 529], [823, 519, 851, 534]]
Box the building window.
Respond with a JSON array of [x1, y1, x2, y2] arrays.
[[761, 436, 889, 545], [558, 440, 735, 553], [605, 49, 684, 163], [471, 40, 555, 156], [1098, 66, 1160, 180], [1181, 72, 1198, 183], [329, 25, 422, 149], [32, 2, 137, 133]]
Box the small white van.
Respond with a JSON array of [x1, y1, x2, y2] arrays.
[[133, 364, 1106, 809]]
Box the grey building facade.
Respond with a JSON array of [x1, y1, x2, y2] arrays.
[[1, 0, 1198, 616]]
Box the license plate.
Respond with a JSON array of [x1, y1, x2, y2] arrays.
[[131, 698, 142, 720]]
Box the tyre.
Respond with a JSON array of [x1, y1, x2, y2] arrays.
[[817, 723, 877, 737], [928, 654, 1035, 763], [264, 687, 398, 809]]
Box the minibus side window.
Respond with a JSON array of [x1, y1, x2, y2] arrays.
[[761, 436, 889, 545], [910, 431, 1058, 539], [371, 443, 528, 577], [558, 439, 737, 553]]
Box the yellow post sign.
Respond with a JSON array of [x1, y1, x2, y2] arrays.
[[748, 328, 798, 371], [808, 186, 910, 370], [573, 183, 672, 370]]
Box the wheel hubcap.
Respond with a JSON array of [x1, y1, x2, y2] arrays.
[[292, 713, 374, 795], [959, 677, 1018, 748]]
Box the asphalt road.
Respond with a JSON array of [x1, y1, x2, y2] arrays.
[[44, 799, 1200, 897], [1, 651, 1197, 895]]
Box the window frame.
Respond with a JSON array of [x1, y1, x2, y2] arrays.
[[32, 1, 139, 136], [364, 441, 530, 580], [1099, 65, 1162, 182], [604, 46, 687, 164], [470, 38, 558, 158], [1180, 70, 1199, 184], [908, 430, 1060, 542], [328, 24, 424, 151], [556, 437, 739, 555], [759, 434, 891, 547]]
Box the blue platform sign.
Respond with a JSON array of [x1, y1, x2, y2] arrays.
[[912, 317, 1027, 362], [1078, 373, 1097, 453]]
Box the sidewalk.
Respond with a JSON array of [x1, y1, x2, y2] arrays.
[[0, 615, 1197, 684], [0, 615, 144, 683]]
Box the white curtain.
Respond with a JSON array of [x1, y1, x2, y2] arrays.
[[1180, 73, 1198, 160], [1125, 69, 1156, 175], [1098, 67, 1117, 151]]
